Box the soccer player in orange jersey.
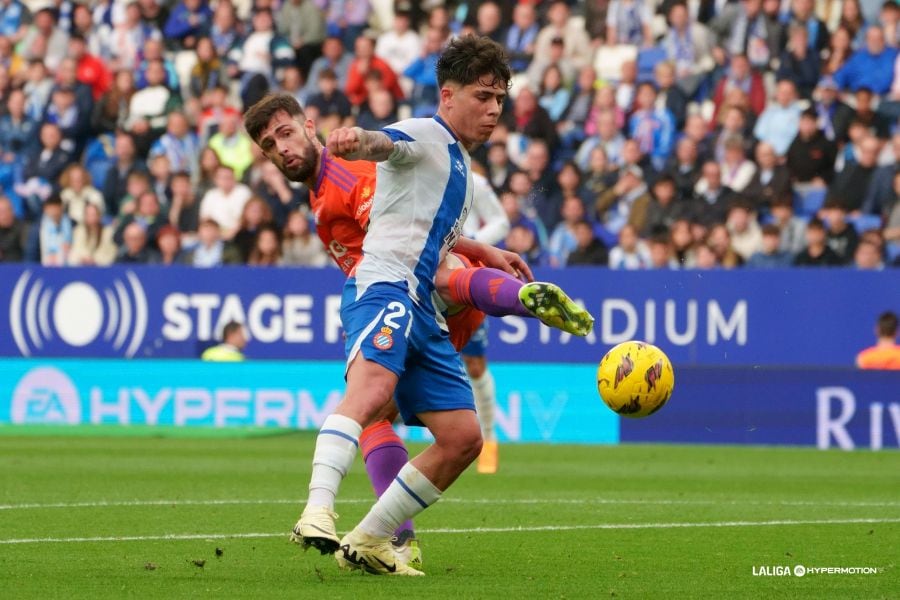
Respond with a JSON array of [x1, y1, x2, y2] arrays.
[[856, 311, 900, 370]]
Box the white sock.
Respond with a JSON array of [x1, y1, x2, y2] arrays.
[[357, 463, 441, 538], [307, 414, 362, 509], [471, 369, 496, 442]]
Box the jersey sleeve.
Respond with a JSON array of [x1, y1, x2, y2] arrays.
[[382, 127, 426, 166]]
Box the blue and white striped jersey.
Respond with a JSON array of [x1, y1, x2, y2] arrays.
[[353, 116, 474, 311]]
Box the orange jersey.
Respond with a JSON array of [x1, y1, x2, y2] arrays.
[[311, 150, 377, 276], [856, 344, 900, 370], [311, 150, 484, 351]]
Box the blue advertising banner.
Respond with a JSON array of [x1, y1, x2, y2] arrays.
[[0, 265, 896, 367], [2, 359, 896, 449], [619, 367, 900, 450], [0, 359, 617, 444]]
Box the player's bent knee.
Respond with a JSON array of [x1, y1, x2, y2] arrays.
[[461, 431, 484, 464], [442, 420, 483, 464]]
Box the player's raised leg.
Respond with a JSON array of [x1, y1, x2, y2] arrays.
[[439, 263, 594, 336], [518, 280, 595, 337]]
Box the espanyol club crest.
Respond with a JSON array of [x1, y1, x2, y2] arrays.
[[373, 327, 394, 350]]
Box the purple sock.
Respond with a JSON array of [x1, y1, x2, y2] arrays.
[[450, 267, 530, 317], [360, 422, 414, 537]]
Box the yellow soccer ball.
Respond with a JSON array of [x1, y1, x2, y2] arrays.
[[597, 341, 675, 418]]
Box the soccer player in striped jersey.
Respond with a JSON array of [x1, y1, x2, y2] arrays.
[[244, 39, 592, 575]]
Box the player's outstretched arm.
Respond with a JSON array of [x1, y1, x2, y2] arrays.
[[326, 127, 395, 162]]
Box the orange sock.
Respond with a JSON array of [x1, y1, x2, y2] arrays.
[[359, 420, 405, 462]]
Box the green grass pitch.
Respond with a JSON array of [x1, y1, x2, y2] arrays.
[[0, 429, 897, 599]]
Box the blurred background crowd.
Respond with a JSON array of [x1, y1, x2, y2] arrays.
[[0, 0, 899, 270]]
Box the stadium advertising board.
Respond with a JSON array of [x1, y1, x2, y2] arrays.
[[0, 360, 617, 444], [1, 360, 896, 448], [618, 367, 900, 450], [0, 265, 896, 367]]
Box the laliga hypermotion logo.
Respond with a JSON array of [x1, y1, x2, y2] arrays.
[[9, 271, 148, 357]]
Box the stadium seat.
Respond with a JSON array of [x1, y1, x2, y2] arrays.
[[173, 50, 198, 97], [793, 187, 827, 216], [593, 223, 619, 248], [886, 242, 900, 263], [593, 44, 638, 82], [83, 135, 115, 188], [848, 214, 883, 233], [636, 47, 667, 83]]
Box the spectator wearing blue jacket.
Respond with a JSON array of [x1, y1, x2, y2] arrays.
[[628, 82, 675, 171], [0, 89, 38, 160], [505, 2, 539, 72], [833, 25, 899, 95], [0, 0, 29, 41], [163, 0, 213, 51], [403, 27, 442, 118], [136, 39, 181, 91], [24, 195, 72, 264]]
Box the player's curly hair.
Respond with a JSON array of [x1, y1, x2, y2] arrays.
[[436, 35, 511, 90], [243, 93, 305, 143]]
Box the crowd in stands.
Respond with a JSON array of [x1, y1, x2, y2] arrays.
[[0, 0, 899, 270]]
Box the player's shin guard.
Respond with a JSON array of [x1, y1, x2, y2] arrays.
[[448, 267, 531, 317], [308, 414, 362, 509], [357, 463, 441, 539], [470, 369, 497, 442], [359, 420, 414, 536]]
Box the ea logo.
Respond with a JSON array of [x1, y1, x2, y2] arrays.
[[11, 367, 81, 424], [9, 271, 148, 357]]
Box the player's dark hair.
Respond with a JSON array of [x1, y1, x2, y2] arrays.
[[222, 320, 244, 341], [877, 311, 898, 337], [243, 93, 305, 143], [435, 35, 511, 89]]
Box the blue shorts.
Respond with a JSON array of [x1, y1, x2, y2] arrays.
[[461, 321, 489, 357], [341, 279, 474, 427]]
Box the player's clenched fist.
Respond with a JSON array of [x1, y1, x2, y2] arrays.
[[326, 127, 363, 159]]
